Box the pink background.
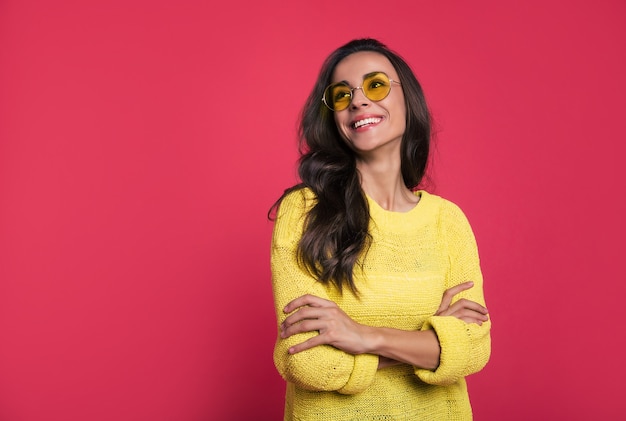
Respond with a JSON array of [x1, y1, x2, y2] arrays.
[[1, 1, 624, 419]]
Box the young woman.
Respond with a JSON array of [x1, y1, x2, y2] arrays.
[[270, 38, 491, 420]]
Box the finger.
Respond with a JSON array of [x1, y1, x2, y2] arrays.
[[447, 281, 475, 297], [287, 334, 329, 354], [281, 319, 326, 339], [459, 317, 483, 325], [281, 306, 328, 330], [435, 281, 474, 314], [449, 308, 490, 323], [448, 298, 488, 315], [437, 299, 489, 320], [283, 294, 334, 313], [457, 314, 490, 325]]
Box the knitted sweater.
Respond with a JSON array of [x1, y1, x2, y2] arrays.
[[271, 188, 491, 420]]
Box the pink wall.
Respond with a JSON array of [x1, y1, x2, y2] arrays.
[[1, 1, 624, 419]]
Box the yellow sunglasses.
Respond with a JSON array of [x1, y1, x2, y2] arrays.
[[322, 72, 401, 112]]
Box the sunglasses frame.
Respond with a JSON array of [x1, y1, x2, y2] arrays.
[[322, 71, 401, 112]]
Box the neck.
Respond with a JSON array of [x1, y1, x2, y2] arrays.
[[356, 155, 418, 212]]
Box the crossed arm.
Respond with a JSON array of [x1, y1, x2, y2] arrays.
[[280, 281, 489, 371]]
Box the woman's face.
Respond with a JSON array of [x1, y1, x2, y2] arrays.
[[330, 51, 406, 158]]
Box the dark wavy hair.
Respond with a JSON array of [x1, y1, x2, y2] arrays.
[[271, 38, 432, 295]]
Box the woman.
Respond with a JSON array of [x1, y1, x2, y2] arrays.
[[270, 38, 491, 420]]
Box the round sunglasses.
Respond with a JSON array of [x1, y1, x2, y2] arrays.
[[322, 72, 401, 112]]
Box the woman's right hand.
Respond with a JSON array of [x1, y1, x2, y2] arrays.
[[434, 281, 489, 325]]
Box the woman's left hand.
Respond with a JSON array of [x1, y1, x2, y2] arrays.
[[280, 294, 370, 355], [434, 281, 489, 325]]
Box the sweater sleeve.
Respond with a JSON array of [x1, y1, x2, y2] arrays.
[[271, 189, 379, 394], [415, 200, 492, 386]]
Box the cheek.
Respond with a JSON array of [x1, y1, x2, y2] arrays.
[[334, 114, 350, 140], [398, 113, 407, 132], [394, 103, 407, 132]]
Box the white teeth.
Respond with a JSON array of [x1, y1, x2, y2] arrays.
[[353, 117, 382, 129]]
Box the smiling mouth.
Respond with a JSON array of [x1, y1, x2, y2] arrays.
[[353, 117, 382, 129]]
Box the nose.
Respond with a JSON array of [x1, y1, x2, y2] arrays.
[[350, 87, 370, 109]]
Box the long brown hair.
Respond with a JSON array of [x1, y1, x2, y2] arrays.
[[271, 38, 432, 294]]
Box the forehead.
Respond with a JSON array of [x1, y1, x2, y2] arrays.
[[332, 51, 397, 83]]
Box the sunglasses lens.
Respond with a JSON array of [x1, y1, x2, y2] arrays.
[[363, 72, 392, 101], [324, 83, 351, 111]]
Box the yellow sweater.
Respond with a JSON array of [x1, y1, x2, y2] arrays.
[[271, 188, 491, 420]]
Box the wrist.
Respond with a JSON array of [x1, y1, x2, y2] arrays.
[[360, 325, 383, 355]]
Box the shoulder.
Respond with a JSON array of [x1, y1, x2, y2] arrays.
[[272, 187, 316, 245], [417, 191, 476, 242], [276, 187, 317, 218], [417, 191, 469, 223]]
